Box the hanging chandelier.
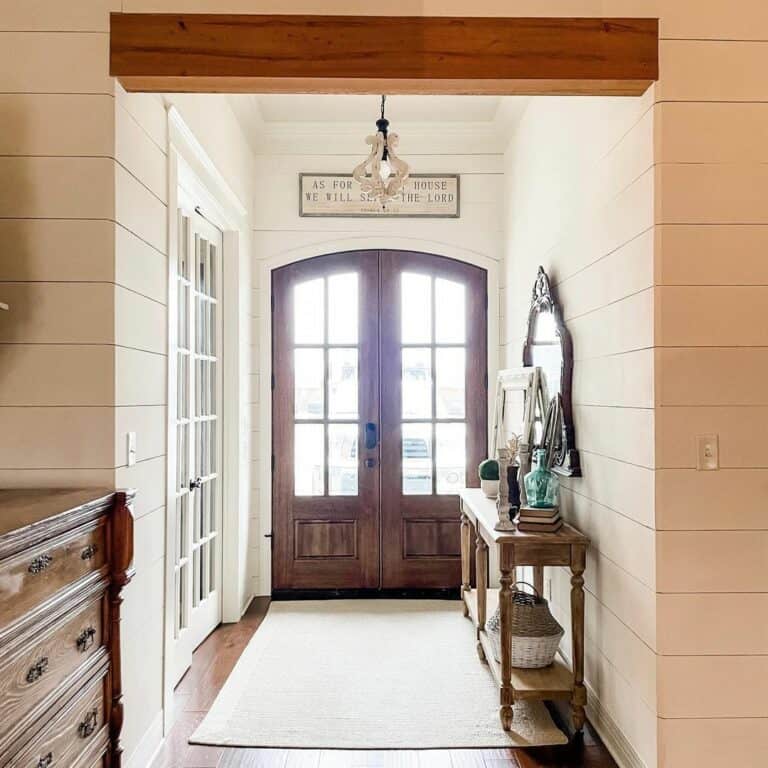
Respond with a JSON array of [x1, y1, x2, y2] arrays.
[[352, 95, 411, 206]]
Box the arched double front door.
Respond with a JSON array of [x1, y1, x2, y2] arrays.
[[271, 250, 487, 593]]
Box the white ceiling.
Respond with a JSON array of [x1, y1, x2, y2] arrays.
[[252, 94, 506, 124], [227, 94, 530, 156]]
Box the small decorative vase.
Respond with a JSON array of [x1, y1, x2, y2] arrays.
[[523, 448, 559, 509], [480, 479, 499, 499]]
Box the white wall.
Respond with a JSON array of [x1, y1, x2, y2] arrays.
[[113, 86, 257, 766], [502, 92, 657, 768], [248, 118, 507, 595]]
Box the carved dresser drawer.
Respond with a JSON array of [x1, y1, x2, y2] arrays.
[[0, 523, 105, 630], [6, 668, 108, 768], [0, 489, 134, 768], [0, 591, 105, 743]]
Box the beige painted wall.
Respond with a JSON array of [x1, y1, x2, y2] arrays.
[[0, 6, 256, 766]]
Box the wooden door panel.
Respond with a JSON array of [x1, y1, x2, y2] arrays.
[[272, 251, 380, 590], [379, 250, 487, 589]]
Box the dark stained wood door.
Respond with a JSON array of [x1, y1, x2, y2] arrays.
[[272, 250, 486, 592], [380, 251, 487, 588], [272, 251, 380, 590]]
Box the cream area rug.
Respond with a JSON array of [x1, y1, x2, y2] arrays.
[[190, 600, 568, 749]]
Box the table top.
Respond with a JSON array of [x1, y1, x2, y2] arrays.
[[460, 488, 588, 546], [0, 488, 114, 537]]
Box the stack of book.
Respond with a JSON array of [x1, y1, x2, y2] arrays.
[[516, 505, 562, 533]]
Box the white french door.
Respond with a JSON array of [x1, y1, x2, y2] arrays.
[[171, 207, 224, 684]]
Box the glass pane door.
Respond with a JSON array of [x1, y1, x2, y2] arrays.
[[271, 252, 381, 591], [171, 209, 223, 684]]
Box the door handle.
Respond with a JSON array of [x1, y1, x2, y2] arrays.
[[365, 422, 378, 450]]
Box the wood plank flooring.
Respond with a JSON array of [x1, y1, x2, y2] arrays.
[[151, 599, 617, 768]]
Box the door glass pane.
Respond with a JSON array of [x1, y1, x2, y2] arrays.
[[402, 423, 432, 495], [328, 272, 358, 344], [402, 347, 432, 419], [294, 278, 324, 344], [328, 423, 358, 496], [436, 422, 466, 494], [328, 348, 358, 420], [435, 347, 466, 419], [295, 423, 325, 496], [401, 272, 431, 343], [435, 278, 466, 343], [294, 348, 324, 419]]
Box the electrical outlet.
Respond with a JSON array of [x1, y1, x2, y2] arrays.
[[127, 432, 137, 467], [697, 434, 718, 471]]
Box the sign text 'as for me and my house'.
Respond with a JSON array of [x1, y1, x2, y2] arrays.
[[299, 174, 460, 218]]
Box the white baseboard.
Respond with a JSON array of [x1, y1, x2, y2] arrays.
[[125, 709, 164, 768], [240, 592, 254, 617], [585, 681, 648, 768]]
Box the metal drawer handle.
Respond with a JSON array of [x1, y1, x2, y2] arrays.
[[28, 554, 53, 574], [76, 626, 97, 653], [26, 656, 49, 684], [37, 753, 53, 768], [78, 708, 98, 739], [80, 544, 97, 561]]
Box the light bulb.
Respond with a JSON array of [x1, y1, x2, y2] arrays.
[[379, 159, 392, 182]]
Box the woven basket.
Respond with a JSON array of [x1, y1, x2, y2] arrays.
[[487, 582, 564, 669]]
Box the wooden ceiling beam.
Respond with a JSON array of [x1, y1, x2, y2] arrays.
[[110, 14, 658, 96]]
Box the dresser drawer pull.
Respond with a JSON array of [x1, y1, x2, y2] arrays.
[[37, 753, 53, 768], [26, 656, 49, 683], [78, 709, 98, 739], [28, 554, 53, 574], [81, 544, 98, 560], [76, 626, 97, 652]]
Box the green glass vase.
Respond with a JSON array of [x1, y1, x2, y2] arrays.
[[523, 448, 559, 508]]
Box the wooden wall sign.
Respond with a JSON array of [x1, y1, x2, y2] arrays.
[[299, 174, 460, 218]]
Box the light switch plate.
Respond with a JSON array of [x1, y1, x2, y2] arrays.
[[127, 432, 137, 467], [696, 434, 718, 471]]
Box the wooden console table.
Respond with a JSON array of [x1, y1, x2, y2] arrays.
[[459, 488, 589, 732]]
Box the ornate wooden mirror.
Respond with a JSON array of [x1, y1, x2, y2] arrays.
[[522, 266, 580, 477]]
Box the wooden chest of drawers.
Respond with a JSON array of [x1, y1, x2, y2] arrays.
[[0, 489, 134, 768]]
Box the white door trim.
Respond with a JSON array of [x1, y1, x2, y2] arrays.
[[256, 236, 500, 597], [164, 106, 251, 736]]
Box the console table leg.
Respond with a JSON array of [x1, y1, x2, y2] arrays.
[[460, 511, 471, 617], [499, 544, 515, 731], [475, 534, 488, 661], [570, 545, 587, 733]]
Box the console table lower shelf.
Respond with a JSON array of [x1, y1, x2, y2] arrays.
[[464, 588, 574, 701]]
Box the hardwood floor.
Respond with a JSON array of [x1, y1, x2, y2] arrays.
[[151, 599, 617, 768]]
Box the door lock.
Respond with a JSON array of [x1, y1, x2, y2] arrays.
[[365, 422, 378, 450], [189, 476, 203, 491]]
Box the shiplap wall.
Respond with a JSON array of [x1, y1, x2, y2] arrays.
[[502, 92, 657, 767], [248, 125, 506, 596], [651, 11, 768, 768], [0, 6, 256, 765]]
